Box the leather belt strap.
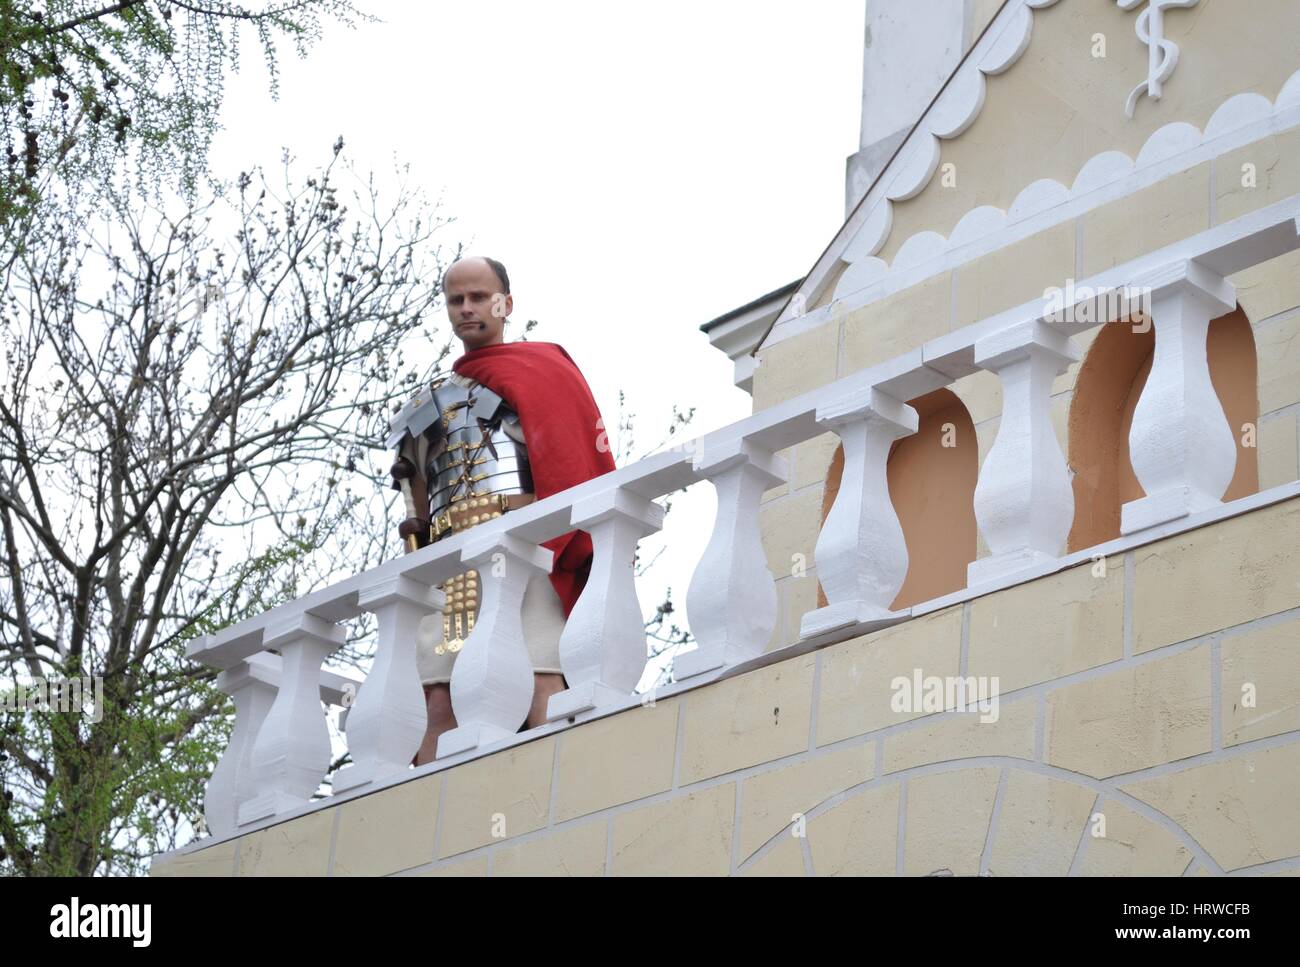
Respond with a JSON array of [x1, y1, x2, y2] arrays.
[[430, 492, 533, 542]]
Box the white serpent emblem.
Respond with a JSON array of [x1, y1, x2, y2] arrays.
[[1116, 0, 1200, 118]]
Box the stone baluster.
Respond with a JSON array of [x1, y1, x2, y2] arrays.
[[333, 575, 444, 792], [548, 487, 666, 719], [205, 651, 362, 836], [238, 613, 345, 824], [968, 319, 1080, 586], [800, 387, 918, 638], [676, 437, 787, 679], [437, 533, 554, 757], [204, 654, 277, 838], [1122, 259, 1237, 534]]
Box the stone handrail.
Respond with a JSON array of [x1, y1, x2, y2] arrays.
[[188, 198, 1300, 839]]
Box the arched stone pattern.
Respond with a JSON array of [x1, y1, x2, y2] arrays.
[[817, 389, 978, 611], [1067, 307, 1259, 552], [733, 759, 1291, 877]]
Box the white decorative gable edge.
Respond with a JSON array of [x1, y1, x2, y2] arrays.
[[762, 61, 1300, 352], [833, 72, 1300, 301], [768, 0, 1064, 336], [766, 0, 1300, 350]]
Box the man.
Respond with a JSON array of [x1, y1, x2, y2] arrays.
[[387, 256, 616, 766]]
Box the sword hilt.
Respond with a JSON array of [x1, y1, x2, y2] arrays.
[[391, 456, 429, 553]]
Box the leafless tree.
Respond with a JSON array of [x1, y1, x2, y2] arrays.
[[0, 135, 698, 876], [0, 138, 458, 874]]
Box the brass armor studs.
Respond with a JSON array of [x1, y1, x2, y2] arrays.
[[436, 561, 481, 655]]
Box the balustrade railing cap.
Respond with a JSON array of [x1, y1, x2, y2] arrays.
[[975, 319, 1079, 370], [1128, 259, 1236, 314], [459, 531, 554, 572], [357, 574, 445, 610], [815, 384, 917, 433], [264, 611, 347, 650]]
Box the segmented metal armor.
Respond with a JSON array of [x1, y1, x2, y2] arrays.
[[387, 372, 533, 654]]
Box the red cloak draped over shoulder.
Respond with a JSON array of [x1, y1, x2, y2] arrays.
[[452, 341, 616, 617]]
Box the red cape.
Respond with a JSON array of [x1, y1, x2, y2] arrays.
[[452, 341, 616, 617]]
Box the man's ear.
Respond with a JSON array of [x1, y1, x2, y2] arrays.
[[504, 293, 514, 320]]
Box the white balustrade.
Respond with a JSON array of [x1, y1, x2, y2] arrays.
[[1122, 259, 1237, 534], [182, 202, 1300, 840], [547, 486, 665, 719], [800, 386, 918, 638], [968, 320, 1080, 586], [676, 437, 786, 679], [205, 652, 360, 836], [205, 659, 277, 837], [436, 533, 554, 758], [238, 613, 346, 824], [333, 575, 444, 792]]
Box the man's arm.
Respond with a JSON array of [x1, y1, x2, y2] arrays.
[[386, 375, 453, 552], [391, 433, 430, 553]]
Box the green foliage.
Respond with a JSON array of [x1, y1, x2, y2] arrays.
[[0, 526, 327, 876], [0, 0, 373, 228]]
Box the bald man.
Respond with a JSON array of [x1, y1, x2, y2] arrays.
[[387, 256, 616, 765], [445, 256, 515, 352]]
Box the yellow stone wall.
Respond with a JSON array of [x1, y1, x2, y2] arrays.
[[153, 495, 1300, 876]]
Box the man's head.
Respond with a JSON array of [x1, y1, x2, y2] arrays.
[[443, 256, 512, 351]]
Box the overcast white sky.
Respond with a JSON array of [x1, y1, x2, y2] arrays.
[[210, 0, 866, 680]]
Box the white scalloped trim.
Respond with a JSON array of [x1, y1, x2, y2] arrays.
[[886, 134, 942, 202], [837, 0, 1064, 286], [947, 206, 1006, 247], [1135, 121, 1201, 166], [1279, 70, 1300, 109], [929, 72, 987, 139], [842, 202, 892, 263], [1071, 150, 1133, 195], [836, 256, 889, 297], [893, 231, 949, 271], [1203, 92, 1274, 140], [980, 4, 1035, 75], [831, 62, 1300, 303], [1008, 178, 1070, 222]]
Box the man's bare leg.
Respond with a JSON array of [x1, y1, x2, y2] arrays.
[[414, 683, 456, 767], [526, 672, 567, 729], [415, 674, 564, 764]]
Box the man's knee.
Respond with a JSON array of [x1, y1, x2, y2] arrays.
[[413, 684, 454, 767], [421, 676, 565, 743], [425, 682, 454, 726], [524, 672, 567, 729]]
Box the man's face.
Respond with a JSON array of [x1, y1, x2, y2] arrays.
[[444, 258, 512, 351]]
